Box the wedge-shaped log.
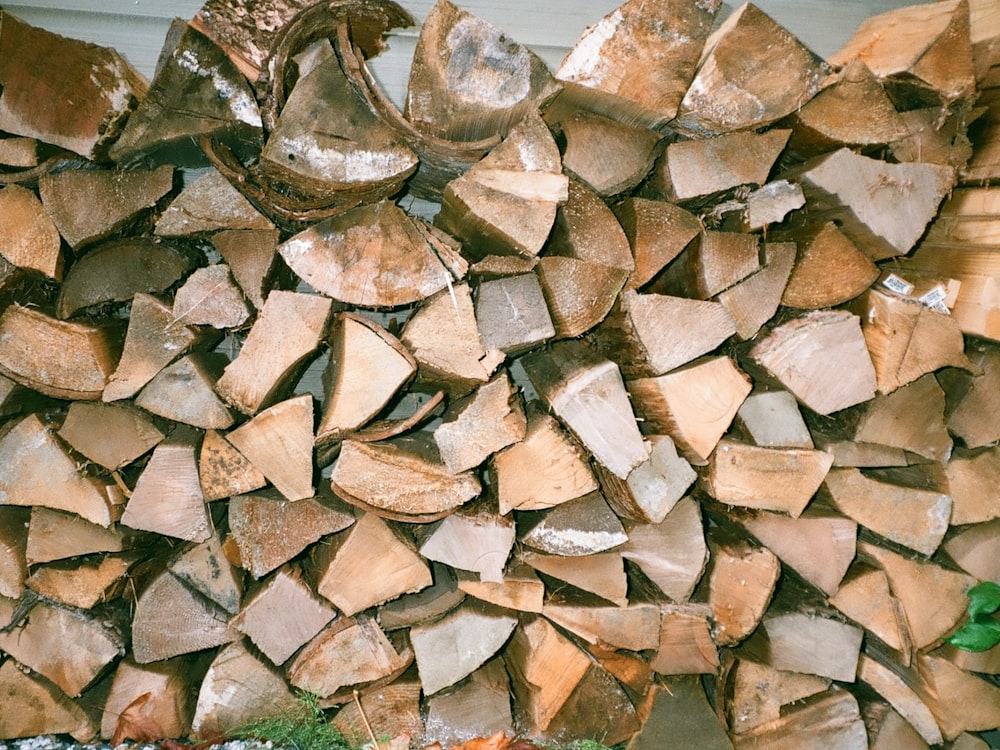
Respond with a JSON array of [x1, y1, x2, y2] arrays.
[[733, 389, 813, 449], [231, 565, 336, 666], [535, 256, 629, 339], [630, 678, 732, 750], [557, 110, 661, 197], [649, 230, 760, 300], [26, 508, 128, 565], [456, 563, 544, 614], [436, 112, 567, 259], [475, 273, 555, 355], [333, 675, 424, 746], [57, 401, 164, 472], [136, 353, 235, 431], [280, 201, 458, 308], [743, 611, 863, 683], [730, 689, 867, 750], [554, 0, 720, 129], [943, 517, 1000, 583], [172, 264, 251, 330], [0, 660, 94, 741], [199, 429, 267, 502], [542, 602, 661, 653], [865, 702, 935, 750], [778, 222, 879, 309], [379, 562, 465, 630], [169, 531, 241, 617], [423, 659, 513, 747], [109, 20, 261, 166], [725, 659, 829, 737], [651, 605, 720, 675], [491, 405, 598, 514], [518, 492, 627, 557], [155, 170, 274, 238], [0, 413, 123, 527], [703, 439, 833, 517], [331, 437, 481, 522], [228, 490, 353, 579], [504, 616, 639, 745], [546, 176, 634, 272], [591, 290, 737, 378], [942, 340, 1000, 449], [0, 184, 62, 280], [716, 241, 796, 341], [706, 529, 781, 647], [621, 496, 707, 604], [26, 554, 134, 610], [673, 3, 829, 136], [750, 310, 877, 415], [627, 355, 751, 465], [614, 197, 701, 290], [405, 0, 557, 141], [852, 373, 952, 461], [0, 11, 146, 159], [0, 304, 121, 400], [191, 640, 300, 741], [830, 562, 910, 654], [121, 435, 212, 543], [521, 549, 628, 607], [910, 652, 1000, 740], [318, 313, 416, 446], [288, 614, 410, 700], [215, 290, 332, 415], [418, 509, 515, 584], [522, 340, 649, 479], [788, 148, 956, 260], [100, 657, 196, 743], [858, 652, 943, 746], [596, 434, 695, 525]]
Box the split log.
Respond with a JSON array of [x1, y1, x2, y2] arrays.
[[778, 222, 879, 309], [742, 610, 863, 683], [57, 401, 164, 472], [534, 256, 629, 339], [733, 389, 813, 450], [520, 549, 628, 607], [379, 562, 465, 630], [542, 601, 661, 653], [418, 508, 515, 584], [154, 169, 274, 237], [456, 563, 544, 614], [0, 507, 28, 599], [629, 678, 732, 750], [942, 517, 1000, 582], [651, 604, 720, 675], [475, 273, 555, 355], [864, 703, 934, 750], [517, 492, 627, 557], [556, 110, 661, 197], [334, 676, 423, 746], [648, 230, 760, 300], [715, 241, 796, 342], [546, 176, 634, 272], [135, 354, 235, 431], [858, 651, 943, 746], [172, 265, 252, 330], [210, 229, 285, 312], [851, 373, 952, 461], [595, 434, 696, 524], [729, 689, 867, 750], [0, 184, 63, 280], [26, 508, 129, 566], [0, 135, 41, 168], [614, 197, 701, 291], [198, 429, 267, 502], [735, 180, 806, 232], [942, 340, 1000, 449], [100, 657, 195, 742], [725, 657, 830, 736], [0, 659, 95, 741], [26, 554, 134, 610], [423, 658, 513, 747], [705, 529, 781, 647], [829, 562, 910, 655]]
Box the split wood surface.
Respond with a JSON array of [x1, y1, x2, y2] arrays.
[[0, 0, 1000, 748]]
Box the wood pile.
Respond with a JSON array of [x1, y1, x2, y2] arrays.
[[1, 0, 1000, 747]]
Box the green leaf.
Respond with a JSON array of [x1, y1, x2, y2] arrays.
[[947, 617, 1000, 653], [966, 581, 1000, 619]]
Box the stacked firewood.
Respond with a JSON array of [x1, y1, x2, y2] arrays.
[[0, 0, 999, 747]]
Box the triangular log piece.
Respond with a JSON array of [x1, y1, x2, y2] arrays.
[[0, 135, 40, 168], [155, 169, 274, 237], [172, 264, 252, 330], [859, 540, 975, 650], [596, 434, 696, 524], [647, 129, 791, 204], [777, 222, 879, 309], [0, 595, 124, 697], [109, 20, 262, 166], [702, 439, 833, 517], [121, 434, 211, 544], [535, 256, 629, 339], [39, 166, 173, 252], [199, 429, 267, 502], [378, 562, 465, 631], [0, 507, 27, 599], [542, 601, 661, 653], [860, 701, 933, 750], [190, 639, 301, 740], [0, 304, 121, 400], [503, 615, 639, 745], [100, 656, 196, 742], [423, 658, 513, 748], [553, 0, 721, 129], [648, 230, 760, 300], [627, 355, 751, 465], [829, 0, 976, 108], [520, 549, 628, 607], [522, 339, 649, 479], [829, 561, 910, 654], [857, 652, 943, 746], [214, 290, 332, 416], [227, 488, 353, 579], [673, 3, 830, 137], [736, 180, 806, 232], [0, 413, 123, 527], [25, 553, 133, 610], [211, 228, 285, 312], [231, 565, 336, 667], [318, 312, 417, 446], [856, 287, 971, 394], [852, 373, 952, 461], [942, 517, 1000, 582], [287, 614, 410, 701], [733, 389, 813, 449], [941, 340, 1000, 449], [26, 507, 128, 565], [169, 530, 242, 616], [418, 508, 515, 584], [331, 437, 481, 522], [749, 310, 877, 415], [556, 110, 661, 198], [410, 600, 517, 695], [103, 293, 214, 403], [401, 282, 502, 395], [435, 112, 567, 259], [311, 510, 432, 616], [57, 401, 164, 471], [620, 496, 707, 604], [892, 106, 977, 170], [650, 605, 720, 675], [135, 353, 235, 431], [0, 11, 146, 160], [0, 659, 95, 741], [0, 184, 62, 280], [785, 147, 956, 260], [474, 273, 556, 355], [433, 371, 526, 474], [590, 290, 736, 378], [705, 529, 781, 647], [743, 610, 864, 682], [517, 492, 626, 557], [404, 0, 557, 141], [716, 241, 796, 342], [455, 563, 544, 614], [491, 404, 598, 515], [586, 644, 654, 700], [333, 675, 424, 747], [614, 197, 701, 291], [226, 394, 315, 502], [545, 176, 634, 272], [629, 678, 733, 750], [729, 688, 867, 750], [729, 507, 857, 598]]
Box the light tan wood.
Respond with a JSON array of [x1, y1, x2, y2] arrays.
[[100, 657, 195, 742], [0, 136, 40, 168], [649, 230, 760, 300], [547, 176, 634, 272], [942, 517, 1000, 582], [853, 373, 952, 461], [455, 563, 544, 614], [734, 389, 813, 449], [743, 611, 863, 682], [543, 602, 661, 653], [0, 659, 95, 741], [172, 264, 252, 330], [725, 658, 830, 735], [378, 562, 466, 630], [729, 688, 867, 750], [651, 605, 719, 675], [596, 433, 696, 524], [423, 658, 512, 747], [0, 184, 62, 280], [556, 110, 660, 198], [169, 530, 242, 615], [155, 169, 274, 237], [0, 507, 27, 599], [830, 562, 910, 654], [26, 507, 128, 565], [475, 272, 555, 355], [199, 429, 267, 502], [25, 554, 133, 610], [706, 529, 781, 647], [418, 507, 515, 583], [518, 491, 626, 557], [860, 655, 944, 748], [535, 255, 629, 339], [614, 197, 701, 290], [57, 401, 164, 471], [863, 701, 933, 750], [520, 549, 628, 607], [779, 222, 879, 309], [736, 180, 806, 232], [135, 354, 235, 431], [943, 341, 1000, 449]]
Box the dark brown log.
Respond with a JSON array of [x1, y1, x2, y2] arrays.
[[0, 184, 63, 280], [155, 169, 274, 238], [614, 197, 701, 291], [556, 110, 661, 197]]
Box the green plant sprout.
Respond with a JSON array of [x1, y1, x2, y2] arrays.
[[946, 581, 1000, 653]]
